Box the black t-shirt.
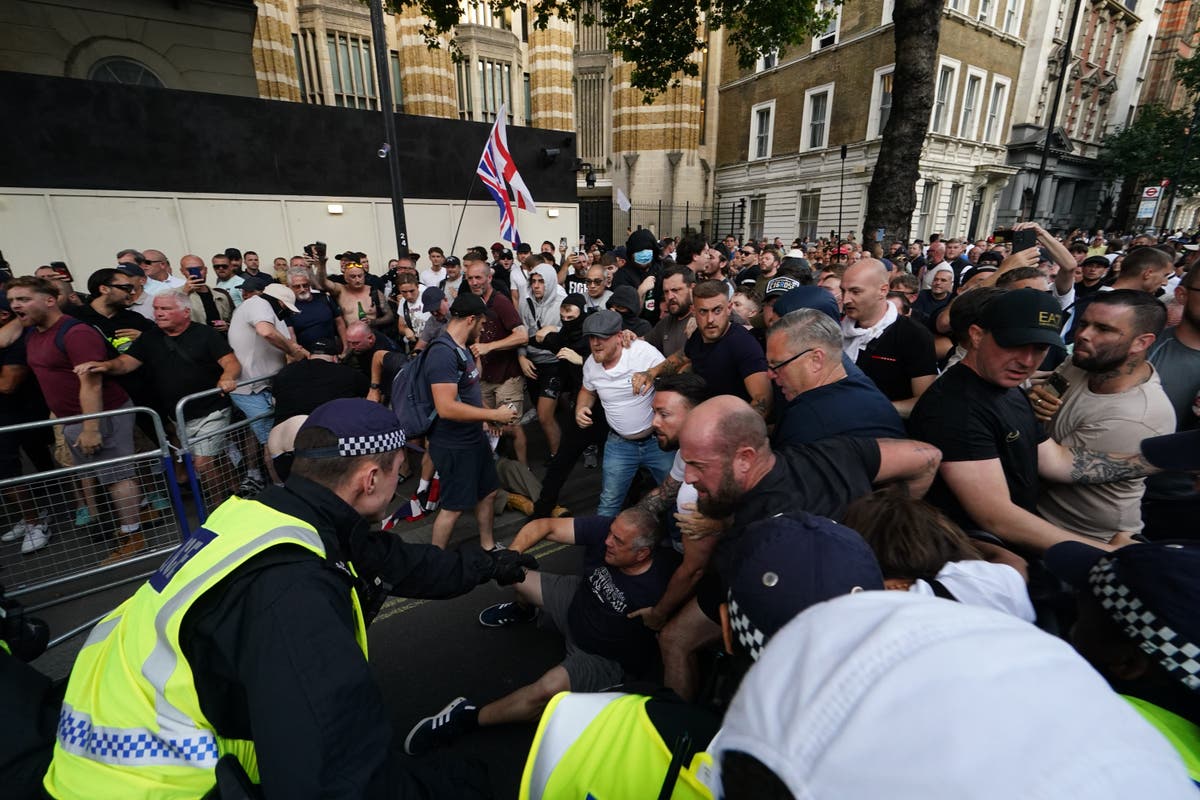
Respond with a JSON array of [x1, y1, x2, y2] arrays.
[[67, 303, 155, 343], [567, 515, 679, 672], [907, 363, 1049, 532], [720, 437, 881, 576], [683, 323, 768, 402], [291, 293, 341, 350], [125, 324, 233, 418], [911, 290, 951, 333], [854, 315, 938, 401], [0, 337, 45, 419], [271, 359, 369, 423], [565, 271, 589, 298], [342, 334, 397, 379]]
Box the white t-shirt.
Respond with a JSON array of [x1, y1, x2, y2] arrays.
[[909, 560, 1035, 622], [419, 268, 445, 289], [669, 451, 700, 553], [143, 274, 186, 297], [582, 340, 664, 437], [442, 275, 464, 299], [228, 295, 290, 393]]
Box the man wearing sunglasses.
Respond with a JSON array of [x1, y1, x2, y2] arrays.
[[581, 264, 612, 313], [72, 268, 155, 351]]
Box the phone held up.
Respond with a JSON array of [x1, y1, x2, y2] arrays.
[[993, 228, 1038, 253]]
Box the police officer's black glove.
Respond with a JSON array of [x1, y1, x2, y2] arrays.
[[490, 550, 538, 585]]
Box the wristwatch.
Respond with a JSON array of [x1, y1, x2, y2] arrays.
[[369, 383, 382, 390]]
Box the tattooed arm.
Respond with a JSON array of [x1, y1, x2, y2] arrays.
[[873, 438, 943, 499], [636, 475, 683, 521], [1037, 439, 1159, 485], [744, 371, 773, 420]]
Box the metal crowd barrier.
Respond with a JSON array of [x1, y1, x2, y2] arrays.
[[0, 406, 187, 601], [175, 373, 277, 523]]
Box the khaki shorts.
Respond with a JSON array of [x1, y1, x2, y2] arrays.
[[184, 407, 233, 458], [480, 375, 525, 414]]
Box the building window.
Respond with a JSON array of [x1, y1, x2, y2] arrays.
[[293, 36, 308, 101], [798, 190, 821, 241], [944, 183, 963, 236], [1089, 19, 1106, 65], [978, 0, 994, 25], [477, 59, 513, 122], [463, 2, 508, 28], [756, 49, 779, 72], [813, 1, 840, 49], [882, 0, 896, 24], [803, 84, 834, 151], [959, 70, 984, 139], [389, 51, 404, 111], [918, 181, 939, 240], [1001, 0, 1020, 34], [456, 59, 473, 119], [749, 196, 767, 241], [88, 57, 164, 88], [749, 100, 775, 160], [983, 76, 1010, 144], [524, 72, 532, 125], [327, 32, 377, 109], [931, 60, 959, 134], [296, 29, 324, 104], [869, 66, 894, 138]]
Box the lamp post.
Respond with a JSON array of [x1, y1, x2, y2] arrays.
[[368, 0, 409, 256], [1030, 0, 1084, 222]]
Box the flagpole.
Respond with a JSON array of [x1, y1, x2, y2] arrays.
[[449, 170, 480, 258]]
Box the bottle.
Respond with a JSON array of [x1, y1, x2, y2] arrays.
[[357, 301, 367, 321]]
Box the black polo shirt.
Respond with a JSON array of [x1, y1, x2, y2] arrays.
[[854, 315, 938, 401], [907, 363, 1049, 533]]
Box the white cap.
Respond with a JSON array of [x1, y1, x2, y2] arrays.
[[709, 592, 1195, 799]]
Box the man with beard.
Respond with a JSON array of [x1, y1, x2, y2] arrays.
[[178, 255, 234, 331], [427, 292, 519, 549], [632, 281, 771, 419], [71, 268, 155, 349], [656, 394, 945, 700], [910, 289, 1165, 553], [287, 266, 345, 350], [645, 267, 694, 357], [1028, 291, 1174, 541]]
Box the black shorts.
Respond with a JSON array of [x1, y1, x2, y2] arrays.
[[531, 361, 563, 400], [429, 441, 500, 511], [695, 571, 725, 624]]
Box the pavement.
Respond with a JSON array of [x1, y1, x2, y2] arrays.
[[18, 425, 605, 799]]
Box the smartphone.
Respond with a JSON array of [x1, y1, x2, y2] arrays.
[[559, 237, 568, 250], [1013, 228, 1038, 253], [992, 228, 1012, 245], [50, 261, 74, 282], [314, 241, 327, 259], [1043, 372, 1070, 399], [186, 266, 203, 281]]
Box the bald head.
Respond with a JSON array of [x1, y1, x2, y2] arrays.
[[683, 396, 767, 455], [344, 321, 376, 352], [143, 249, 170, 281], [841, 258, 892, 326], [679, 396, 771, 518]]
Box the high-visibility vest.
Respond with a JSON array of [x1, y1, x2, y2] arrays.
[[520, 692, 716, 800], [1124, 695, 1200, 788], [44, 497, 368, 799]]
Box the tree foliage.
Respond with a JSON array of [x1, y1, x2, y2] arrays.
[[392, 0, 836, 96]]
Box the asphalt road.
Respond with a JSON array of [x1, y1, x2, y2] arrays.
[[19, 430, 605, 800]]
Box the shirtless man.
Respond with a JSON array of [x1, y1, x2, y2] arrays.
[[318, 261, 395, 334]]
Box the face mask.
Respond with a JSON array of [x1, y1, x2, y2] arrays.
[[633, 249, 653, 266]]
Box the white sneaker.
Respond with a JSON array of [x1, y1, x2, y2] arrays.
[[20, 524, 50, 554], [2, 521, 29, 543]]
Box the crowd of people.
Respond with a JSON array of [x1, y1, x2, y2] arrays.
[[2, 221, 1200, 797]]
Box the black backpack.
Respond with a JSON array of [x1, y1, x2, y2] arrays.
[[389, 338, 467, 438]]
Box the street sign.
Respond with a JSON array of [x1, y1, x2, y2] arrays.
[[1142, 186, 1161, 199], [1138, 185, 1162, 220]]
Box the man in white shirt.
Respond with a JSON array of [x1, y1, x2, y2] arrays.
[[420, 246, 447, 289], [576, 310, 674, 516], [141, 249, 185, 297]]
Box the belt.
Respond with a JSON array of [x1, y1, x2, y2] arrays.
[[612, 429, 654, 443]]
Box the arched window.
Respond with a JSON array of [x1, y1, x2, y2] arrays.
[[88, 58, 165, 88]]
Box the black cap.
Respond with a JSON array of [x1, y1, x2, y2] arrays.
[[444, 255, 461, 267], [978, 288, 1064, 349], [1081, 255, 1112, 270], [764, 275, 802, 299], [449, 292, 487, 318], [607, 285, 640, 312], [978, 250, 1005, 266], [295, 399, 405, 457], [241, 274, 274, 293], [1140, 429, 1200, 472], [309, 338, 340, 356], [561, 292, 587, 313], [116, 263, 146, 279], [224, 247, 242, 260]]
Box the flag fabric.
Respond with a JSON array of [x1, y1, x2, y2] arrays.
[[476, 104, 537, 246], [616, 187, 632, 213]]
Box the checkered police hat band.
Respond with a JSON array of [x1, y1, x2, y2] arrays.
[[1089, 558, 1200, 692], [727, 592, 767, 661], [338, 430, 406, 456]]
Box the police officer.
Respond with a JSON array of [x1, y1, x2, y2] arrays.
[[44, 398, 536, 798]]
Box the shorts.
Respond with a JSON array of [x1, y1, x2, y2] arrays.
[[480, 375, 525, 414], [530, 361, 563, 400], [62, 403, 138, 486], [184, 407, 232, 458], [695, 571, 725, 624], [428, 442, 499, 511], [538, 572, 625, 692], [230, 389, 274, 445]]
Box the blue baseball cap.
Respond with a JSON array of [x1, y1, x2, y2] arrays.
[[295, 398, 406, 457], [772, 285, 840, 322], [724, 512, 884, 660]]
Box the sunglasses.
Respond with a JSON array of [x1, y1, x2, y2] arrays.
[[107, 283, 137, 292], [585, 278, 605, 285], [766, 348, 814, 372]]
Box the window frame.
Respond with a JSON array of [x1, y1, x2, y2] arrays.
[[797, 190, 821, 242], [868, 64, 896, 139], [930, 57, 961, 135], [755, 49, 780, 72], [958, 67, 987, 140], [812, 1, 841, 51], [1001, 0, 1022, 35], [982, 74, 1011, 145], [749, 99, 776, 161], [801, 82, 835, 152], [749, 195, 767, 241]]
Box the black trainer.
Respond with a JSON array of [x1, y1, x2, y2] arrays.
[[404, 696, 477, 756], [478, 601, 537, 628]]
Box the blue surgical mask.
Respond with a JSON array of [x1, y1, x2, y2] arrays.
[[633, 249, 653, 265]]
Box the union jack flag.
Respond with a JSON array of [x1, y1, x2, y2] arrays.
[[476, 104, 537, 246]]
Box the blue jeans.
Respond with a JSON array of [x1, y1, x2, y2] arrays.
[[597, 431, 675, 517], [230, 389, 274, 444]]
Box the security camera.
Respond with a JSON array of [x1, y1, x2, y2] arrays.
[[377, 143, 391, 159]]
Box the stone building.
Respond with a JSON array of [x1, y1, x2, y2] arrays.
[[714, 0, 1026, 245]]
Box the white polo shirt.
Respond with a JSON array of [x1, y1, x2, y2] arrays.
[[582, 339, 664, 438]]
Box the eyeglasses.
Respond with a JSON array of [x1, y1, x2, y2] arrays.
[[766, 348, 814, 372], [144, 259, 167, 265], [741, 250, 755, 256], [106, 283, 136, 292], [585, 278, 605, 285]]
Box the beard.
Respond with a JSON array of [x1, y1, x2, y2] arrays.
[[695, 464, 741, 519], [1072, 346, 1127, 374]]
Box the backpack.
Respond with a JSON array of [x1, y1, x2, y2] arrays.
[[389, 338, 467, 438], [53, 316, 120, 361]]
